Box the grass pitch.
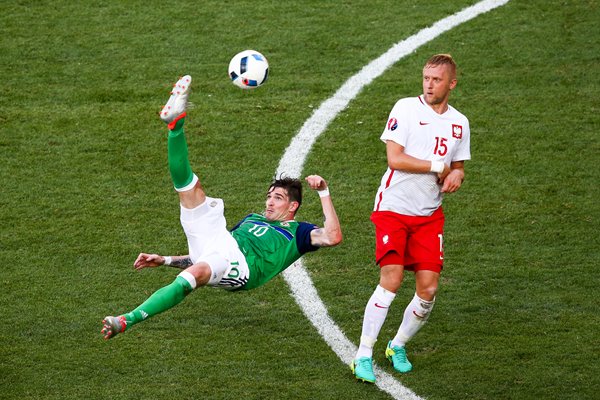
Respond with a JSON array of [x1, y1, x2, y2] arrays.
[[1, 1, 598, 399]]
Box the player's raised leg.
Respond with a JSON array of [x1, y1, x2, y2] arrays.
[[160, 75, 205, 209]]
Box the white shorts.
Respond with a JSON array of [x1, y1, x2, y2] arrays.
[[180, 197, 249, 290]]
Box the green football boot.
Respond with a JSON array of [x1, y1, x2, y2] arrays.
[[351, 357, 376, 383], [385, 341, 413, 373]]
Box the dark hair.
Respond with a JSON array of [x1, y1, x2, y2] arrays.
[[268, 176, 303, 209]]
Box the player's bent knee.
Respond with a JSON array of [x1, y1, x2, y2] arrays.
[[178, 181, 207, 210], [416, 286, 438, 301], [185, 262, 212, 287]]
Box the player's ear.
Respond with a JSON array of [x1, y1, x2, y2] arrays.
[[289, 201, 299, 213], [449, 78, 457, 90]]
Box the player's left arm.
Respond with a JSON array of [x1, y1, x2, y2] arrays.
[[304, 175, 343, 247], [440, 161, 465, 193], [133, 253, 192, 270]]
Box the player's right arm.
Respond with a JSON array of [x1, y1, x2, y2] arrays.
[[386, 140, 450, 181], [305, 175, 343, 248], [133, 253, 192, 270]]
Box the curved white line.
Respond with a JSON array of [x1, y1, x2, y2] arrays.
[[276, 1, 509, 398]]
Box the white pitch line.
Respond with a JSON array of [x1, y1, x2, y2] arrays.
[[276, 1, 510, 399]]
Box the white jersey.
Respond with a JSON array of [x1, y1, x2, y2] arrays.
[[374, 95, 471, 216]]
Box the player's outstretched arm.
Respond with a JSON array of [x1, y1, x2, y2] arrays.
[[305, 175, 343, 248], [133, 253, 192, 270]]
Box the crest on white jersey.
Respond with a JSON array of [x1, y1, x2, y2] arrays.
[[452, 124, 463, 139]]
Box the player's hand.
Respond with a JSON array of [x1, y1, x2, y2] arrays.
[[440, 169, 464, 193], [305, 175, 328, 191], [134, 253, 164, 270]]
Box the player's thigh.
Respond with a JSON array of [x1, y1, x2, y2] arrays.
[[200, 241, 249, 290], [371, 211, 410, 266], [406, 213, 444, 266], [180, 197, 228, 259]]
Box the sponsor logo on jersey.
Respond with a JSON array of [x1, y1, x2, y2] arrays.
[[387, 118, 398, 131], [452, 124, 463, 139], [382, 234, 389, 244]]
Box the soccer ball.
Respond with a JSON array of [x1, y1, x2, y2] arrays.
[[228, 50, 269, 89]]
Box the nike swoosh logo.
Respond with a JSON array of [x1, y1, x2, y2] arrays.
[[419, 121, 429, 125], [375, 303, 389, 309], [413, 310, 425, 319]]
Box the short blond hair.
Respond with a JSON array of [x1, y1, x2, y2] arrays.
[[425, 54, 456, 78]]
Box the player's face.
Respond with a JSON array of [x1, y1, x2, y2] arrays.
[[264, 187, 298, 221], [422, 63, 457, 110]]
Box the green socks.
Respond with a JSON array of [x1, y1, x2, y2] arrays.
[[123, 275, 193, 327], [167, 118, 195, 190], [117, 117, 199, 331]]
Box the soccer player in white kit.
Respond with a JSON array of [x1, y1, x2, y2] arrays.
[[351, 54, 471, 383]]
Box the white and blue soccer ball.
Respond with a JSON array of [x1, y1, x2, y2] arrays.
[[228, 50, 269, 89]]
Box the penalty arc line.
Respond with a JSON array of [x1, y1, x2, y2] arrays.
[[275, 1, 510, 399]]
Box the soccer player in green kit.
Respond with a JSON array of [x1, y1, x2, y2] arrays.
[[101, 75, 343, 339]]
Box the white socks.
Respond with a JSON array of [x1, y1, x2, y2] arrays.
[[356, 289, 436, 359], [356, 285, 396, 358], [391, 293, 435, 348]]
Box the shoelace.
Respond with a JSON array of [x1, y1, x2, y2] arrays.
[[391, 347, 407, 363], [358, 358, 373, 371]]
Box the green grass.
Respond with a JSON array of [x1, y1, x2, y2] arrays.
[[1, 1, 598, 399]]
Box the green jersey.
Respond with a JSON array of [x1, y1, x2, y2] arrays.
[[231, 213, 319, 290]]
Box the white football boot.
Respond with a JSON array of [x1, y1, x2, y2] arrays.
[[101, 315, 127, 340], [160, 75, 192, 125]]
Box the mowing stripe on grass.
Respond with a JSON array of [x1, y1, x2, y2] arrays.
[[276, 1, 509, 398]]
